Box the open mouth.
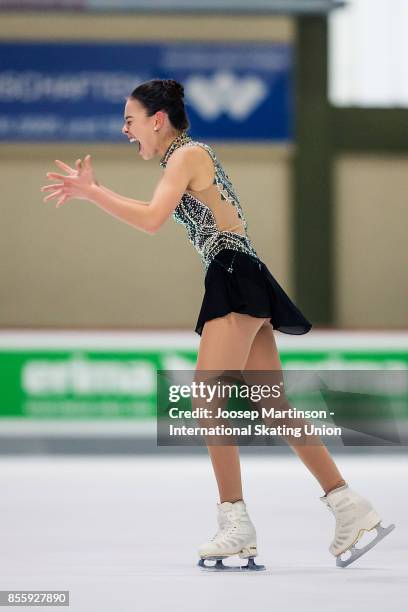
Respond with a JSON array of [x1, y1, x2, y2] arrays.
[[129, 137, 141, 152]]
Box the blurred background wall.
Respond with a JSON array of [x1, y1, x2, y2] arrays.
[[1, 4, 406, 331], [334, 154, 408, 328]]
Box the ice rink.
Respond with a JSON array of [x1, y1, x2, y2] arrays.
[[0, 451, 406, 611]]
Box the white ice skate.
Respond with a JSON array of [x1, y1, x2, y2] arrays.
[[321, 483, 395, 568], [197, 500, 265, 571]]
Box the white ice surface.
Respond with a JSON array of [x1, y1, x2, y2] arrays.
[[0, 454, 406, 612]]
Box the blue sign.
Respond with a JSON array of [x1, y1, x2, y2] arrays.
[[0, 42, 293, 142]]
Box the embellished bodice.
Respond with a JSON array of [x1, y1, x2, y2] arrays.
[[160, 130, 260, 273]]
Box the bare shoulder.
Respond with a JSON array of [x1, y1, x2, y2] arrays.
[[166, 144, 214, 191], [167, 142, 212, 165]]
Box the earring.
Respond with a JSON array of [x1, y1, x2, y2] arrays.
[[154, 126, 158, 132]]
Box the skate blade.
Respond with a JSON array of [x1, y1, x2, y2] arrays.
[[198, 557, 266, 571], [336, 523, 396, 568]]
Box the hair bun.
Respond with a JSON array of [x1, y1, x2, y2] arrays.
[[130, 78, 190, 131], [162, 79, 184, 99]]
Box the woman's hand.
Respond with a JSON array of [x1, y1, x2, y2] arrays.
[[41, 155, 97, 207]]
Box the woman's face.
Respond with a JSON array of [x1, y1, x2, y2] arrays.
[[121, 98, 158, 160]]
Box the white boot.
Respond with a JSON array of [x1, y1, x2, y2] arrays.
[[321, 483, 395, 567], [197, 500, 265, 571]]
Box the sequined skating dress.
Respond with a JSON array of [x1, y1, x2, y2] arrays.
[[160, 131, 312, 337]]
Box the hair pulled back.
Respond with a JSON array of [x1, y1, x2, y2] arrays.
[[130, 78, 190, 131]]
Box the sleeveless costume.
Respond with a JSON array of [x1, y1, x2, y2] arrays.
[[160, 130, 312, 337]]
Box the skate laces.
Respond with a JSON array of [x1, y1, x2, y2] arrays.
[[323, 495, 357, 532], [211, 509, 246, 541]]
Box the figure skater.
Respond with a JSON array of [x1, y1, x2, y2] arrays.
[[41, 78, 394, 571]]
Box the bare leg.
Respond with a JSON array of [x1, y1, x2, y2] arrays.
[[195, 312, 270, 503], [243, 322, 345, 495]]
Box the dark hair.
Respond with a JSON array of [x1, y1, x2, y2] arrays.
[[129, 78, 190, 131]]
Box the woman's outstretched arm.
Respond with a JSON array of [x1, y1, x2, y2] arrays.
[[41, 149, 195, 234], [97, 184, 149, 208]]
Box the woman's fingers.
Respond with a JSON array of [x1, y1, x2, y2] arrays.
[[43, 189, 63, 203], [54, 159, 74, 174], [42, 161, 79, 206], [84, 154, 95, 171], [41, 183, 64, 192], [56, 194, 69, 208], [46, 172, 69, 180]]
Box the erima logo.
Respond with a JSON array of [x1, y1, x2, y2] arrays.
[[185, 71, 268, 121]]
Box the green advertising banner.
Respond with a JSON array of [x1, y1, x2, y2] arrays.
[[0, 331, 407, 421]]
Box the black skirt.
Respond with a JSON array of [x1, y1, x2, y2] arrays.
[[195, 249, 312, 336]]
